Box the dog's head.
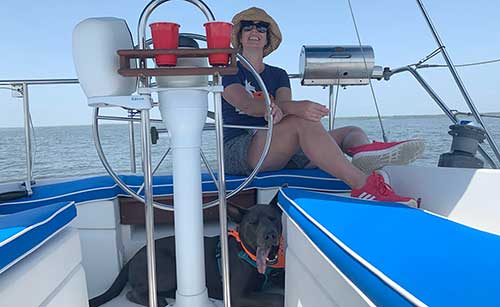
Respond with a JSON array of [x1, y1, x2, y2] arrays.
[[229, 202, 282, 274]]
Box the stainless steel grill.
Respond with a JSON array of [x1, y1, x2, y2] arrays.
[[299, 45, 381, 86]]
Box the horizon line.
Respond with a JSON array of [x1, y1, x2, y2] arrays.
[[3, 112, 500, 129]]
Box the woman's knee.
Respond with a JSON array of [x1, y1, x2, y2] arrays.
[[336, 126, 369, 149], [331, 125, 365, 138], [339, 125, 365, 135], [345, 126, 368, 140]]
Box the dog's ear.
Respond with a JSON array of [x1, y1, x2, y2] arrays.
[[269, 192, 279, 206], [268, 192, 281, 213], [227, 204, 248, 224]]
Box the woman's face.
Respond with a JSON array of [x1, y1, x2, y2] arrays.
[[240, 21, 268, 52]]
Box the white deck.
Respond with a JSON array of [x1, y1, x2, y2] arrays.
[[385, 165, 500, 234], [98, 286, 224, 307]]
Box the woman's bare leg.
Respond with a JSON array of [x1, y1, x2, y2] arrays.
[[247, 115, 367, 189], [328, 126, 370, 152], [302, 125, 370, 169]]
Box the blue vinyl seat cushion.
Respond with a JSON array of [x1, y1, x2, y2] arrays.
[[278, 187, 500, 307], [0, 169, 349, 213], [0, 201, 77, 274]]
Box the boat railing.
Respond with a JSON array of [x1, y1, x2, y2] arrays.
[[383, 66, 500, 168], [2, 71, 500, 195], [0, 77, 254, 192], [0, 79, 78, 195], [0, 74, 295, 188]]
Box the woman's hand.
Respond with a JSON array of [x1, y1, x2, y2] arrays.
[[295, 100, 329, 122], [264, 102, 284, 125]]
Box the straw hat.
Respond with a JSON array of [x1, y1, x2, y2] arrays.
[[231, 7, 282, 57]]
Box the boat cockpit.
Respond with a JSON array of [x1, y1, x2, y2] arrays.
[[1, 1, 500, 307]]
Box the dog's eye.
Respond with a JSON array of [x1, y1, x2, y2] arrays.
[[248, 217, 259, 225], [268, 216, 277, 222]]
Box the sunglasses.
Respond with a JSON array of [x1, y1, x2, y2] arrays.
[[240, 20, 269, 33]]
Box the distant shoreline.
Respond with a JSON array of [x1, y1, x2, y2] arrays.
[[1, 112, 499, 129], [337, 112, 500, 121]]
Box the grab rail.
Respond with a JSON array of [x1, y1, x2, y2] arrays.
[[0, 79, 79, 195]]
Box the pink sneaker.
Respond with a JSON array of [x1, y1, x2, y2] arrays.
[[351, 172, 420, 207], [347, 139, 425, 174]]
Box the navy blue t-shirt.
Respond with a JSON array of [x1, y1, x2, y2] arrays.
[[222, 61, 290, 142]]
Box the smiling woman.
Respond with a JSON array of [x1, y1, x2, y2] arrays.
[[230, 7, 282, 58], [221, 6, 425, 206]]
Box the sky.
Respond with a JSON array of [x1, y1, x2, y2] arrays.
[[1, 0, 500, 128]]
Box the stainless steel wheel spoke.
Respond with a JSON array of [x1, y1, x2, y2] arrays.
[[201, 149, 219, 190], [137, 147, 171, 195], [223, 124, 269, 130], [93, 107, 175, 211]]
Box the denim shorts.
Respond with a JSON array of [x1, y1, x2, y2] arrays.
[[224, 130, 311, 175]]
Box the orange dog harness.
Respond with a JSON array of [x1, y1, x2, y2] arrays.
[[228, 229, 285, 269]]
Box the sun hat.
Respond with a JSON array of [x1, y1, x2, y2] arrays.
[[231, 7, 282, 57]]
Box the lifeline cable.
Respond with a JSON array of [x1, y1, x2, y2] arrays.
[[346, 0, 388, 142], [418, 58, 500, 68]]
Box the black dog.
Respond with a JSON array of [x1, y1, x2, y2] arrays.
[[89, 202, 284, 307]]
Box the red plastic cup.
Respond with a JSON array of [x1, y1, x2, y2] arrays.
[[149, 22, 180, 66], [204, 21, 233, 66]]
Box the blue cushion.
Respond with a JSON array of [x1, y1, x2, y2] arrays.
[[0, 176, 119, 214], [278, 188, 500, 307], [0, 201, 76, 274], [0, 169, 349, 213]]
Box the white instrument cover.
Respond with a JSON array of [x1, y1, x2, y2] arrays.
[[72, 17, 137, 98]]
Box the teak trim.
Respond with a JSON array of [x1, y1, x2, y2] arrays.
[[117, 48, 238, 77], [119, 189, 257, 225]]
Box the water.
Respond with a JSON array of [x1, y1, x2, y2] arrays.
[[1, 115, 499, 184]]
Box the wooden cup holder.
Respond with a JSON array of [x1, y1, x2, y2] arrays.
[[117, 48, 238, 77]]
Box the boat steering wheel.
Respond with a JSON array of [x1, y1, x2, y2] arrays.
[[92, 53, 273, 211]]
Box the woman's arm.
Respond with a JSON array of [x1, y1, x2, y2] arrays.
[[274, 87, 293, 114], [275, 87, 329, 122], [222, 84, 268, 117]]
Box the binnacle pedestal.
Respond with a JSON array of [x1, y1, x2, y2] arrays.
[[159, 87, 215, 307]]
